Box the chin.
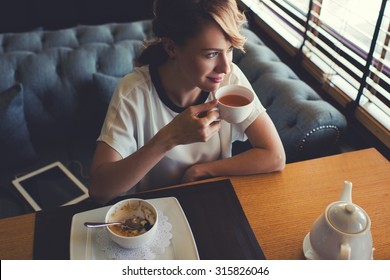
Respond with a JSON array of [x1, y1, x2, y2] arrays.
[[202, 83, 221, 93]]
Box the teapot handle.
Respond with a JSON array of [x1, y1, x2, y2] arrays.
[[340, 243, 351, 260]]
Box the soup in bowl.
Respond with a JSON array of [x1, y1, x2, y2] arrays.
[[105, 198, 158, 248]]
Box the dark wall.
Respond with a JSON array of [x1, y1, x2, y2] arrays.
[[0, 0, 154, 33]]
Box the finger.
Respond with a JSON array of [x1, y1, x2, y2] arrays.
[[193, 99, 218, 117], [205, 108, 221, 123], [207, 120, 221, 138], [210, 119, 221, 129]]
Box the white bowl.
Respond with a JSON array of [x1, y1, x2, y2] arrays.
[[105, 198, 158, 249]]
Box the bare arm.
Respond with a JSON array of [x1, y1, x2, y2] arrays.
[[181, 112, 286, 182], [89, 137, 169, 205], [89, 100, 221, 205]]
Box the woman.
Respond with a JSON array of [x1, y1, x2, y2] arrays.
[[89, 0, 285, 205]]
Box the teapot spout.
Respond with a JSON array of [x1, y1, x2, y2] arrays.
[[339, 181, 353, 203]]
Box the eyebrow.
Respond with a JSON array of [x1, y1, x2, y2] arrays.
[[201, 46, 233, 52], [201, 48, 223, 52]]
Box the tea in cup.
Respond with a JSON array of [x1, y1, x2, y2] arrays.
[[214, 85, 254, 123]]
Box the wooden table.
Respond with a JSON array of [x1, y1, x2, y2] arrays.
[[0, 148, 389, 260]]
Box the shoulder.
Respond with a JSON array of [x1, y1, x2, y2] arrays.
[[113, 65, 154, 100], [118, 66, 152, 91], [230, 63, 249, 81], [221, 63, 252, 88], [106, 65, 156, 110]]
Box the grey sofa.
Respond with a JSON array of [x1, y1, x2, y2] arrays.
[[0, 19, 347, 218]]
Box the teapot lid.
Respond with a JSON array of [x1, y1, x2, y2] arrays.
[[327, 202, 369, 234]]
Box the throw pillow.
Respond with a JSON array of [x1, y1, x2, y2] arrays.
[[0, 84, 38, 169], [78, 73, 120, 135], [93, 72, 121, 106]]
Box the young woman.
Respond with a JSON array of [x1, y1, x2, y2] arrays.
[[89, 0, 285, 205]]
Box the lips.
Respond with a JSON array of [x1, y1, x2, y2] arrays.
[[208, 76, 224, 83]]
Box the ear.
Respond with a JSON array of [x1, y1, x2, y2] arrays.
[[161, 38, 177, 58]]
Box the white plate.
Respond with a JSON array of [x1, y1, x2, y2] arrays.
[[70, 197, 199, 259]]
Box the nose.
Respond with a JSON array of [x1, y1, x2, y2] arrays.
[[215, 53, 231, 74]]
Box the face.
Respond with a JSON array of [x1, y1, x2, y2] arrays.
[[170, 21, 233, 92]]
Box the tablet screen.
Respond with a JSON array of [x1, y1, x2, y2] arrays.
[[12, 162, 89, 211]]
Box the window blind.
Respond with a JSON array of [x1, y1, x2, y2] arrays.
[[239, 0, 390, 148]]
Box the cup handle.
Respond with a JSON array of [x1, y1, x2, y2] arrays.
[[340, 243, 351, 260]]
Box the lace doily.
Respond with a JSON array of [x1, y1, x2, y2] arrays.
[[95, 210, 172, 259]]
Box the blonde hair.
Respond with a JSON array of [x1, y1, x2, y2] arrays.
[[137, 0, 247, 66], [207, 0, 247, 50]]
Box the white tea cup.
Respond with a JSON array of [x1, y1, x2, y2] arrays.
[[214, 85, 254, 123]]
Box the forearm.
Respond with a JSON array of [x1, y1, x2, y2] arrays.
[[90, 135, 172, 205], [209, 147, 284, 176], [183, 112, 286, 183], [208, 112, 286, 176]]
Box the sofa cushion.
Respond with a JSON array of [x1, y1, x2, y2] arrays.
[[0, 84, 37, 169]]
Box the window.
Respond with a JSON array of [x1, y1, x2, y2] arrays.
[[239, 0, 390, 149]]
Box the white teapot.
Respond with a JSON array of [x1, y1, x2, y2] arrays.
[[303, 181, 374, 260]]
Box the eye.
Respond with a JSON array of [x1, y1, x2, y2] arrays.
[[206, 52, 219, 58]]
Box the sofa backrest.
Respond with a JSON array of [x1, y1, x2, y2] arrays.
[[0, 20, 155, 152]]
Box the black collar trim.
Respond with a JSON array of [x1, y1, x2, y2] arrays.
[[149, 64, 209, 113]]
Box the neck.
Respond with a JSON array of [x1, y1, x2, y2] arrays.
[[158, 60, 201, 108]]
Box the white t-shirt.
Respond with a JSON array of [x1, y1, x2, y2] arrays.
[[97, 63, 265, 192]]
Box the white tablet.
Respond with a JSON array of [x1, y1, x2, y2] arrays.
[[12, 161, 89, 211]]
